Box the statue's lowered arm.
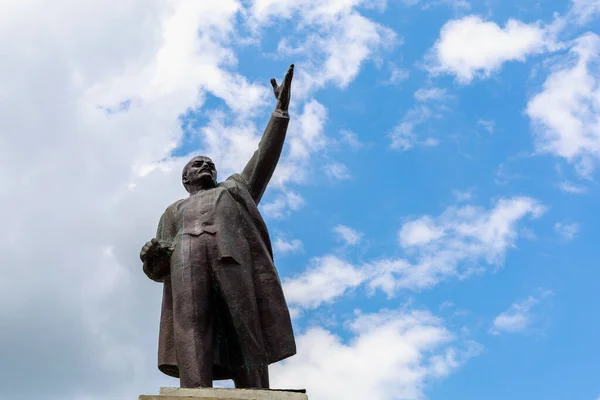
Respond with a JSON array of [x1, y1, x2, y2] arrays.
[[141, 210, 175, 282], [241, 64, 294, 205]]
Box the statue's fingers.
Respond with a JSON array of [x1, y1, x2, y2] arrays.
[[285, 64, 294, 83], [283, 75, 293, 91], [270, 78, 280, 99], [159, 240, 172, 249], [151, 238, 159, 245]]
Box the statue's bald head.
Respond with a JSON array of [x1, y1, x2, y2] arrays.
[[182, 156, 217, 193]]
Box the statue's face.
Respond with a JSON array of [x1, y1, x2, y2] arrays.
[[183, 156, 217, 189]]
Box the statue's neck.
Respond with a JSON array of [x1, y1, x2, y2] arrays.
[[189, 183, 217, 195]]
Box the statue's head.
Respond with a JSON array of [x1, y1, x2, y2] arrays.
[[182, 156, 217, 193]]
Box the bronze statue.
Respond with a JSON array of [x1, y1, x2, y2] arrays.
[[140, 65, 296, 389]]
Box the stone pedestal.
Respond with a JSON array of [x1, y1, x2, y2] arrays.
[[140, 387, 308, 400]]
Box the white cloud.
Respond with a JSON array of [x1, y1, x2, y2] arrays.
[[478, 119, 495, 134], [283, 256, 366, 310], [558, 181, 589, 193], [377, 197, 547, 293], [495, 157, 528, 186], [274, 237, 304, 255], [554, 221, 580, 241], [261, 191, 306, 219], [402, 0, 471, 10], [333, 225, 363, 246], [390, 85, 453, 150], [324, 162, 352, 181], [389, 106, 441, 151], [285, 196, 545, 310], [427, 15, 557, 83], [340, 129, 364, 150], [195, 112, 262, 178], [250, 0, 397, 97], [262, 99, 330, 217], [0, 0, 269, 397], [452, 189, 474, 202], [399, 217, 446, 247], [438, 0, 471, 10], [569, 0, 600, 24], [288, 99, 329, 162], [414, 87, 450, 102], [387, 62, 411, 85], [491, 289, 553, 335], [492, 309, 530, 335], [272, 308, 481, 400], [526, 33, 600, 177], [246, 2, 398, 188]]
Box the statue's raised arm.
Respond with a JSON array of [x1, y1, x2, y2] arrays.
[[240, 64, 294, 204]]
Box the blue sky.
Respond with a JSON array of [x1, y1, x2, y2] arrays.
[[1, 0, 599, 399]]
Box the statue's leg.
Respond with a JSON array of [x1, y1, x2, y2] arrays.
[[170, 233, 215, 388], [213, 255, 269, 389], [233, 362, 269, 388]]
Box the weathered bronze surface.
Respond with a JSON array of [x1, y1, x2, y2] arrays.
[[140, 65, 296, 389]]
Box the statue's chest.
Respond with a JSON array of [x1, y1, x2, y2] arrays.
[[177, 187, 224, 217], [186, 187, 221, 215], [173, 187, 240, 235]]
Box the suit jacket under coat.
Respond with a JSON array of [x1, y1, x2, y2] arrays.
[[144, 111, 296, 380]]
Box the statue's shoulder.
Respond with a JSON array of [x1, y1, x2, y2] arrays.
[[222, 173, 249, 191], [164, 198, 186, 215], [220, 174, 255, 203]]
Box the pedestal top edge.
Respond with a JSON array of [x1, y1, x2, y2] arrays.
[[160, 387, 307, 394]]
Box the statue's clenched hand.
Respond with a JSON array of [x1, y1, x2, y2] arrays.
[[270, 64, 294, 114], [140, 238, 173, 263]]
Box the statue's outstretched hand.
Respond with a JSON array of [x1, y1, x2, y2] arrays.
[[270, 64, 294, 113]]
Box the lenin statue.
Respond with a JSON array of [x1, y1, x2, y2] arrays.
[[140, 65, 296, 389]]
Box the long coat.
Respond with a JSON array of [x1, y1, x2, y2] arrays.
[[144, 111, 296, 380]]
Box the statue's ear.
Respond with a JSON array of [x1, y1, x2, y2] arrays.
[[182, 178, 192, 193]]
